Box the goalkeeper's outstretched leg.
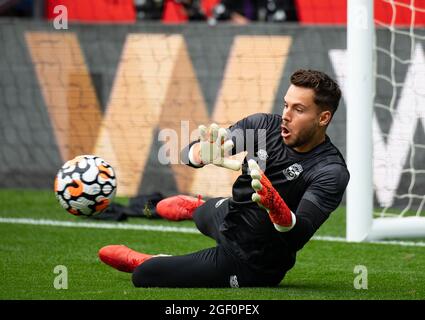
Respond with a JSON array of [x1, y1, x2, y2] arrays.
[[131, 247, 242, 288]]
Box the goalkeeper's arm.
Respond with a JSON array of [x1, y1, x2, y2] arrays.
[[249, 159, 348, 234]]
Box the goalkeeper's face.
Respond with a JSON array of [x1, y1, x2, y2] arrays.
[[281, 85, 331, 152]]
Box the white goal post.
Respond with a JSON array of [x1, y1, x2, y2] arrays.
[[346, 0, 425, 241], [346, 0, 374, 241]]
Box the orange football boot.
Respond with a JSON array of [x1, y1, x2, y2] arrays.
[[156, 194, 204, 221], [98, 245, 152, 273]]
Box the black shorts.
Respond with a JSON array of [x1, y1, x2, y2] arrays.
[[132, 197, 286, 288]]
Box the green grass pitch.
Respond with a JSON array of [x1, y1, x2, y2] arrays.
[[0, 189, 424, 300]]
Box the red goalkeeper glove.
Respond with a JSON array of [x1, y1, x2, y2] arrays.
[[248, 159, 296, 232]]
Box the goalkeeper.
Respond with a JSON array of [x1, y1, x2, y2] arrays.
[[99, 69, 350, 288]]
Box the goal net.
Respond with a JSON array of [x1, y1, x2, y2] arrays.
[[345, 0, 425, 241]]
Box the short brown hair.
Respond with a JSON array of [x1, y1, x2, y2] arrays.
[[290, 69, 341, 115]]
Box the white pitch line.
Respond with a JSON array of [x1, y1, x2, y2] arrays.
[[0, 217, 200, 234], [1, 217, 425, 247]]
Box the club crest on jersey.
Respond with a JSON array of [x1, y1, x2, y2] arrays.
[[283, 163, 303, 181]]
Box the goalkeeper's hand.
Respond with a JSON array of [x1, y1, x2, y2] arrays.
[[189, 123, 241, 171], [248, 159, 296, 232]]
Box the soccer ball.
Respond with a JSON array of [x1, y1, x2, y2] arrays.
[[54, 155, 117, 216]]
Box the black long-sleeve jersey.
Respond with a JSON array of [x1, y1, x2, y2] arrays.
[[184, 113, 350, 275]]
